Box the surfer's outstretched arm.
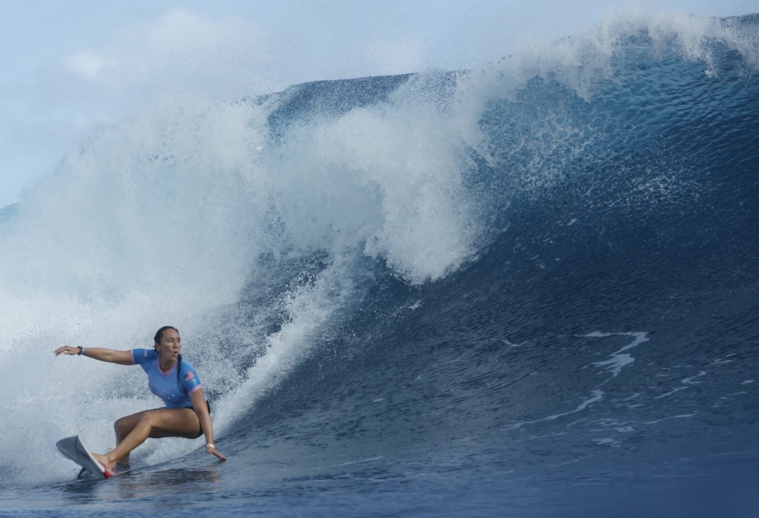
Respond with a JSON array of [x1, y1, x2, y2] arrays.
[[54, 345, 133, 365]]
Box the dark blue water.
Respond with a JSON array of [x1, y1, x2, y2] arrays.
[[0, 12, 757, 517]]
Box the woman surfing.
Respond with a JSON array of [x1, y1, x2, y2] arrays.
[[54, 326, 226, 470]]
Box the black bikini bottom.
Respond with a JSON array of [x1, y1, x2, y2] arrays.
[[184, 400, 211, 439]]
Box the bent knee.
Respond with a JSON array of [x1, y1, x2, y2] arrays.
[[114, 415, 133, 431]]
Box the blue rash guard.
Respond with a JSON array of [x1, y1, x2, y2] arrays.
[[131, 349, 205, 409]]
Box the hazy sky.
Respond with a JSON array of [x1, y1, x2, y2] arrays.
[[1, 0, 756, 207]]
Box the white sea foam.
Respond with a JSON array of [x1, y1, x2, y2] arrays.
[[508, 390, 605, 430], [458, 9, 759, 104], [583, 331, 650, 381]]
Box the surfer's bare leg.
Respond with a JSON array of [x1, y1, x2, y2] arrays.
[[112, 409, 160, 466], [92, 408, 201, 469]]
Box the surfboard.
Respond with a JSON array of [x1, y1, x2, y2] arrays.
[[56, 435, 113, 479]]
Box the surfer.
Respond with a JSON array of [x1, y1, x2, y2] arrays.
[[54, 326, 226, 470]]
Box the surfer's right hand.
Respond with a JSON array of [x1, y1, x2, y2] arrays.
[[54, 345, 81, 356]]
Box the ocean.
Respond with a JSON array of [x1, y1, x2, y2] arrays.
[[0, 11, 757, 518]]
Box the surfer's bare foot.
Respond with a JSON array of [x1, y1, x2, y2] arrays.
[[91, 452, 116, 470]]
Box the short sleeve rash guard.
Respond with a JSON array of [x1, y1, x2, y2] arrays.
[[131, 349, 204, 409]]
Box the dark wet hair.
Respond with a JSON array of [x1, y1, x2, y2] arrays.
[[154, 326, 182, 385]]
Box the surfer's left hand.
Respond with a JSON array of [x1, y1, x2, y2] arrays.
[[206, 444, 227, 462]]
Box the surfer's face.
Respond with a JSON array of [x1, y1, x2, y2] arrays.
[[156, 328, 181, 360]]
